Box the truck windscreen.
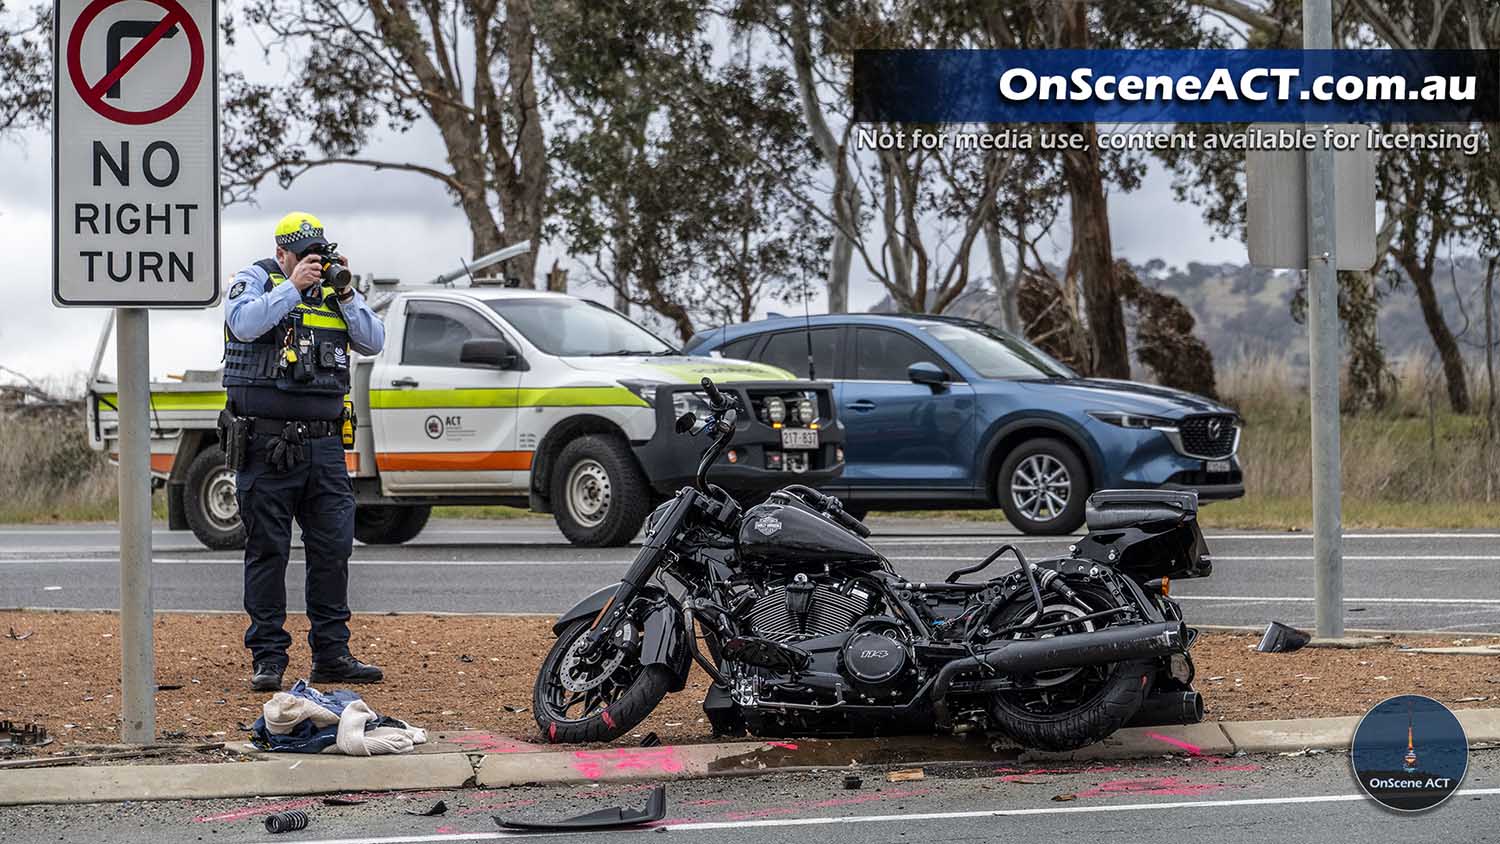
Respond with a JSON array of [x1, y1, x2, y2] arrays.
[[485, 297, 677, 357]]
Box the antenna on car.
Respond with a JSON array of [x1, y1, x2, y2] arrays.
[[459, 257, 476, 288], [802, 272, 816, 380]]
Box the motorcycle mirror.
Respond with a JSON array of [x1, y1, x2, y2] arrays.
[[675, 412, 698, 434]]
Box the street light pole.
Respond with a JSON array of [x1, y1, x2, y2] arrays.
[[1304, 0, 1344, 639]]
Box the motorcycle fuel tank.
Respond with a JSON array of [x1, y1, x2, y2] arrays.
[[737, 503, 883, 568]]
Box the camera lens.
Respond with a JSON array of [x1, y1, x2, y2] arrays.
[[325, 264, 352, 290]]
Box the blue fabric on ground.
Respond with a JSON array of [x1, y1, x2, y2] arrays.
[[249, 680, 369, 753]]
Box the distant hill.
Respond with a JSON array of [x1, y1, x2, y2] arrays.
[[870, 257, 1493, 368]]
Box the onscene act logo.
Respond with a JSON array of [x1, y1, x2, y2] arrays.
[[1351, 694, 1468, 812]]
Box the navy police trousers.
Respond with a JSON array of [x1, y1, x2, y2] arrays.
[[236, 434, 355, 668]]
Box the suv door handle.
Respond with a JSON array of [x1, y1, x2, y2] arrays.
[[390, 377, 420, 388], [848, 400, 876, 412]]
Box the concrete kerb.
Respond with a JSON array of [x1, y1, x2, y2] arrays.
[[4, 711, 1500, 806]]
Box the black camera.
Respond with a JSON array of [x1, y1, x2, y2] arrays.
[[302, 242, 352, 291]]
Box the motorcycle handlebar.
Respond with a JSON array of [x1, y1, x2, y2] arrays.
[[780, 484, 872, 538], [700, 377, 726, 409]]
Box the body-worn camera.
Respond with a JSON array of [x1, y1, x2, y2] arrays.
[[302, 242, 352, 291]]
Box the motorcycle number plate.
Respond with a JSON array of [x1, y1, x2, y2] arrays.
[[1205, 460, 1231, 473], [781, 428, 818, 450]]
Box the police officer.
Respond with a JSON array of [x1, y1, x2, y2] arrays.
[[223, 212, 386, 692]]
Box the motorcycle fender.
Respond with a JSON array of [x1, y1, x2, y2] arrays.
[[552, 585, 620, 635], [640, 601, 690, 692]]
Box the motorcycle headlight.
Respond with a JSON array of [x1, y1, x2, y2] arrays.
[[1087, 410, 1176, 430]]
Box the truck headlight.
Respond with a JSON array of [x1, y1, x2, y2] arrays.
[[764, 396, 786, 424], [623, 380, 714, 420], [1087, 411, 1176, 430]]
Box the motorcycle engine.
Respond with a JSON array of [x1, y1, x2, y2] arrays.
[[744, 574, 873, 642]]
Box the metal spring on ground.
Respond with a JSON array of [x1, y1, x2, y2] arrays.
[[263, 810, 310, 833]]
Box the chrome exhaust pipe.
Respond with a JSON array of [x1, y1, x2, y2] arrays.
[[931, 621, 1187, 726], [1126, 691, 1205, 728]]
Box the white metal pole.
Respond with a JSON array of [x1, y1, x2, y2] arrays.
[[1304, 0, 1344, 639], [116, 307, 156, 743]]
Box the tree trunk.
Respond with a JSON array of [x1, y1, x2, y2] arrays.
[[788, 0, 853, 314], [1400, 256, 1472, 413], [500, 0, 545, 285], [983, 211, 1020, 332], [1060, 133, 1128, 379], [1056, 3, 1127, 378]]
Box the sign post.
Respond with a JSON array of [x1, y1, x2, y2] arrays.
[[1303, 0, 1344, 640], [53, 0, 219, 743]]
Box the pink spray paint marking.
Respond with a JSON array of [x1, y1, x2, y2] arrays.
[[571, 746, 685, 779], [449, 733, 538, 754], [1145, 731, 1202, 756], [765, 741, 799, 750], [1073, 776, 1232, 800]]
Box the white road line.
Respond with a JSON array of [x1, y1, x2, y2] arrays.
[[256, 788, 1500, 844]]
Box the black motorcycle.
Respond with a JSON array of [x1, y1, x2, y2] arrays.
[[533, 378, 1210, 750]]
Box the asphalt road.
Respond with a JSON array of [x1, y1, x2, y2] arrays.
[[3, 518, 1500, 632], [3, 749, 1498, 843]]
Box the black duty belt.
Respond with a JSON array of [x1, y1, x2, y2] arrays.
[[250, 418, 340, 439]]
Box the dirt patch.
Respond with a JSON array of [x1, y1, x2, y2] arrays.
[[2, 611, 1498, 755]]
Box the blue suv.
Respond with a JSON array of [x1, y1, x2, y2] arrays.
[[684, 314, 1243, 534]]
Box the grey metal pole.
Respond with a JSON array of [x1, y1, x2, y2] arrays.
[[116, 307, 156, 743], [1304, 0, 1344, 639]]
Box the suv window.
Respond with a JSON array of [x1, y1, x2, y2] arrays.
[[758, 328, 841, 379], [402, 300, 502, 368], [854, 328, 938, 381], [717, 336, 758, 360]]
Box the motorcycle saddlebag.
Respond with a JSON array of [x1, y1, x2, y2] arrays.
[[1073, 489, 1211, 580]]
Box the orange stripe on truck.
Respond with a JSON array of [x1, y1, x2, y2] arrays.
[[375, 451, 534, 472]]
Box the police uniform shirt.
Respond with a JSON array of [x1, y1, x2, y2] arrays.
[[224, 263, 385, 420]]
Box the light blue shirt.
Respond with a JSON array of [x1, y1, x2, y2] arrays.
[[225, 262, 385, 356]]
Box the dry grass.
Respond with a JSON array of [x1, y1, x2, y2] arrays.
[[1219, 352, 1499, 505], [0, 407, 135, 522]]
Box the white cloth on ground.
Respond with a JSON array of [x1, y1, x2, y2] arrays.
[[334, 699, 428, 756], [262, 691, 340, 735]]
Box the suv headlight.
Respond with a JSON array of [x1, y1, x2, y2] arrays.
[[623, 380, 712, 419], [1087, 411, 1177, 430]]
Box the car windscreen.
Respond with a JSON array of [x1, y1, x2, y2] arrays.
[[917, 322, 1076, 379], [485, 297, 676, 356]]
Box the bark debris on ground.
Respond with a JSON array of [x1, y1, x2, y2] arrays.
[[2, 611, 1497, 755]]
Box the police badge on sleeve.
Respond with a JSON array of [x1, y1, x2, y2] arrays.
[[228, 280, 247, 299]]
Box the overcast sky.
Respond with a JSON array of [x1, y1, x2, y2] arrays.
[[0, 18, 1247, 390]]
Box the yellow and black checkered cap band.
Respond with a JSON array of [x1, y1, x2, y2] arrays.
[[273, 212, 328, 249]]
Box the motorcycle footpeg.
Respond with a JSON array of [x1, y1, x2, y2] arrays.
[[722, 636, 810, 674]]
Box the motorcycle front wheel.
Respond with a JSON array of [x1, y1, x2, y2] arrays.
[[532, 618, 674, 743]]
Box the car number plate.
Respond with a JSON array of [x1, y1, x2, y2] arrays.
[[1205, 460, 1231, 473], [781, 428, 819, 450]]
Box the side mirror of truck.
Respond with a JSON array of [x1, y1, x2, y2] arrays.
[[907, 361, 948, 391], [460, 338, 518, 369]]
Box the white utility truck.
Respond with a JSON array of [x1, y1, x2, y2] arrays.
[[86, 248, 844, 548]]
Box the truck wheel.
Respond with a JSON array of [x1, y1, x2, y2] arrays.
[[997, 438, 1089, 535], [551, 435, 651, 547], [354, 505, 432, 545], [183, 447, 246, 551]]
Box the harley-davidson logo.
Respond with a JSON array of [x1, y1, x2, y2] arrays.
[[753, 515, 782, 536]]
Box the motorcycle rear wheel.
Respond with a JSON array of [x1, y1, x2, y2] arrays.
[[986, 588, 1152, 752], [532, 618, 674, 743]]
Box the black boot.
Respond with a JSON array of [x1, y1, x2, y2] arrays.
[[310, 654, 384, 684], [250, 661, 285, 692]]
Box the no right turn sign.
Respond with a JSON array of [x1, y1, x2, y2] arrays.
[[53, 0, 219, 308]]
